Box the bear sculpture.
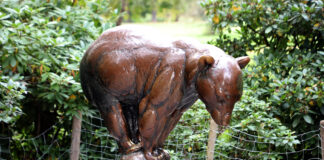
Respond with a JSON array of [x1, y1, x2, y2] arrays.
[[80, 25, 250, 160]]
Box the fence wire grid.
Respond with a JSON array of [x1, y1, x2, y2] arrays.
[[0, 109, 323, 160]]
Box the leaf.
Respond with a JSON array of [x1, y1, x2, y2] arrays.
[[2, 20, 13, 26], [265, 26, 272, 34], [273, 95, 280, 101], [47, 21, 58, 26], [0, 14, 11, 20], [283, 140, 288, 144], [283, 103, 289, 109], [247, 125, 256, 131], [292, 117, 300, 128], [302, 69, 307, 75], [10, 57, 16, 67], [301, 13, 309, 21], [303, 115, 313, 124], [4, 7, 18, 14]]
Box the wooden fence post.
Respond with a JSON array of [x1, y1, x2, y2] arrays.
[[320, 120, 324, 160], [70, 110, 82, 160], [207, 119, 219, 160]]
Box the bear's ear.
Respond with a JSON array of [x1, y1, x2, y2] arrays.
[[236, 56, 250, 69], [198, 55, 215, 71]]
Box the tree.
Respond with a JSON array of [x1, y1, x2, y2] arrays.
[[110, 0, 195, 22], [151, 0, 157, 21], [116, 0, 127, 25]]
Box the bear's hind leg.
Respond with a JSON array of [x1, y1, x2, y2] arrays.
[[98, 98, 141, 154]]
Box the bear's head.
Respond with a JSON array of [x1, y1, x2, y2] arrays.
[[196, 54, 250, 126]]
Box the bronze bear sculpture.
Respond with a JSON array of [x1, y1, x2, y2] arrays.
[[80, 25, 250, 160]]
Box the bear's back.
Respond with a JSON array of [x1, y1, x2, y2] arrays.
[[81, 26, 187, 103]]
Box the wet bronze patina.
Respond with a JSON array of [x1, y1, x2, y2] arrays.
[[80, 25, 250, 160]]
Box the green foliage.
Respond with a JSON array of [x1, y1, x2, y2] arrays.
[[0, 0, 117, 158], [217, 90, 300, 159], [80, 113, 120, 159], [251, 50, 324, 129], [110, 0, 197, 22], [202, 0, 323, 56], [202, 0, 323, 158], [166, 101, 210, 159], [167, 90, 300, 159], [0, 75, 26, 124]]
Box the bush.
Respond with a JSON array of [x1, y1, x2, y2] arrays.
[[202, 0, 323, 158], [166, 90, 300, 159], [0, 75, 26, 124], [165, 101, 210, 159], [0, 0, 117, 158], [202, 0, 323, 56], [217, 89, 300, 159]]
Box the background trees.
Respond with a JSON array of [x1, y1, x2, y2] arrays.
[[111, 0, 202, 23]]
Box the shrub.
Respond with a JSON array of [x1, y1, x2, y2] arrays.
[[0, 75, 26, 124], [166, 90, 300, 159], [165, 101, 210, 159], [217, 89, 300, 159], [202, 0, 323, 158], [0, 0, 117, 158], [202, 0, 323, 56]]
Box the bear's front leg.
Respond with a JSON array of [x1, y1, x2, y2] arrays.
[[138, 68, 183, 160], [139, 103, 174, 160], [138, 96, 171, 160], [139, 107, 167, 160]]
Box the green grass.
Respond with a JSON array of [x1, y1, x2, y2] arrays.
[[123, 21, 215, 43]]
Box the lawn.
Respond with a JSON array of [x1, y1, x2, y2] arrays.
[[123, 21, 215, 43]]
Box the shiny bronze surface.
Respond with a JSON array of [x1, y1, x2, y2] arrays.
[[80, 25, 250, 160]]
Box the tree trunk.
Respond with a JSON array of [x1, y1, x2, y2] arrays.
[[151, 0, 157, 22], [175, 14, 180, 22], [152, 10, 157, 22], [127, 0, 132, 22], [116, 0, 126, 26]]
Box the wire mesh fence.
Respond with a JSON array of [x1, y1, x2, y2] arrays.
[[0, 109, 323, 160]]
